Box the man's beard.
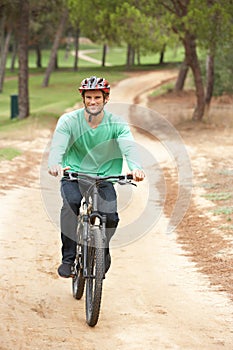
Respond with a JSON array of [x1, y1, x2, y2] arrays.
[[84, 103, 105, 122]]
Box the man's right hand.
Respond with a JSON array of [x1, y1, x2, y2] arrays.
[[48, 165, 70, 177]]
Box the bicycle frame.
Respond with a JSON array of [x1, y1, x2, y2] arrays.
[[66, 171, 135, 326]]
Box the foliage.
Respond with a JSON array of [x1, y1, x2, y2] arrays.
[[213, 44, 233, 95], [1, 0, 233, 121], [68, 0, 119, 44], [186, 0, 233, 50], [0, 147, 21, 161]]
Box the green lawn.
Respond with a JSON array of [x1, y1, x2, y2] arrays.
[[88, 45, 185, 66], [0, 67, 128, 134], [0, 42, 183, 134]]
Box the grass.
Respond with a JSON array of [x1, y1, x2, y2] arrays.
[[0, 67, 128, 133], [87, 44, 185, 66], [0, 147, 22, 161], [0, 42, 184, 135], [199, 183, 219, 189], [5, 44, 184, 71], [149, 82, 175, 97], [217, 169, 233, 176], [219, 224, 233, 231], [202, 192, 232, 201], [212, 207, 233, 216]]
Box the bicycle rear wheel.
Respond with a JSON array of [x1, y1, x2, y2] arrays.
[[85, 226, 105, 327]]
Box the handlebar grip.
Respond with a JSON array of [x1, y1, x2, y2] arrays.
[[118, 174, 133, 180], [63, 170, 72, 178]]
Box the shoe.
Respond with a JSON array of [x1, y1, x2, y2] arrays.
[[105, 251, 111, 273], [57, 263, 75, 278]]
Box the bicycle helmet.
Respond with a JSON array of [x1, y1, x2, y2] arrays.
[[79, 76, 110, 95]]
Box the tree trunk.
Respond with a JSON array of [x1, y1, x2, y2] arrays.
[[0, 28, 12, 93], [159, 44, 166, 65], [0, 13, 6, 61], [131, 48, 135, 66], [126, 45, 136, 68], [183, 33, 205, 121], [10, 38, 17, 72], [55, 53, 58, 69], [205, 53, 214, 109], [17, 0, 30, 119], [35, 44, 42, 68], [42, 10, 68, 87], [126, 44, 131, 69], [102, 43, 107, 67], [174, 60, 189, 92], [137, 49, 140, 65], [73, 27, 80, 71]]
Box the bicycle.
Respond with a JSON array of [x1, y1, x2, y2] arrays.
[[63, 171, 135, 327]]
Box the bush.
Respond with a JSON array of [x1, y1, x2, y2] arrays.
[[214, 44, 233, 96]]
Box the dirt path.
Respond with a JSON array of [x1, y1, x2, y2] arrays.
[[1, 71, 233, 349], [77, 49, 112, 67]]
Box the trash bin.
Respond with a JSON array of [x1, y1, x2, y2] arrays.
[[10, 94, 19, 119]]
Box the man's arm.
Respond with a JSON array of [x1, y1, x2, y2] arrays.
[[48, 116, 71, 177], [116, 121, 145, 182]]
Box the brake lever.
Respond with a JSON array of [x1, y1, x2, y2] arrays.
[[118, 179, 137, 186]]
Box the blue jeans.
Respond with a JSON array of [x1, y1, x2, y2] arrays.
[[60, 179, 119, 264]]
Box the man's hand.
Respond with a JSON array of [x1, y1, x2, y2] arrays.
[[48, 165, 70, 177], [129, 169, 145, 182]]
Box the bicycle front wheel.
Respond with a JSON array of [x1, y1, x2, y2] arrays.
[[72, 219, 85, 300], [85, 227, 105, 327], [72, 244, 85, 300]]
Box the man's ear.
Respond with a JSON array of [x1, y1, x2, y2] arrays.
[[104, 94, 110, 104]]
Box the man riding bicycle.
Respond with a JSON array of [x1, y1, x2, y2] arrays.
[[48, 76, 145, 278]]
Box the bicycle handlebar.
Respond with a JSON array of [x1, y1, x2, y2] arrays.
[[63, 171, 134, 182]]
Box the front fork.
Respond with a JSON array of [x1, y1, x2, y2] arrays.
[[83, 214, 107, 278]]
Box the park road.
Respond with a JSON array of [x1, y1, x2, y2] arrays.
[[0, 70, 233, 349]]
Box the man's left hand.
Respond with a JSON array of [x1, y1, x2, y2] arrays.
[[129, 169, 145, 182]]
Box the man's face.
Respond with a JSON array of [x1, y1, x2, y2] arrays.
[[83, 90, 108, 115]]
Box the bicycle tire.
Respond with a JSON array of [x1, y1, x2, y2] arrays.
[[72, 245, 85, 300], [72, 220, 85, 300], [85, 226, 104, 327]]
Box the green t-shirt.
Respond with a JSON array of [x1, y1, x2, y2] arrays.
[[48, 108, 141, 176]]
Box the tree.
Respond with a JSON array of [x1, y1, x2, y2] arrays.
[[145, 0, 233, 121], [68, 0, 121, 68], [0, 15, 12, 92], [0, 0, 30, 117], [73, 27, 80, 71], [42, 9, 68, 87], [17, 0, 30, 119], [29, 1, 65, 69], [174, 60, 189, 92], [111, 1, 176, 69], [0, 2, 15, 92], [111, 2, 153, 68]]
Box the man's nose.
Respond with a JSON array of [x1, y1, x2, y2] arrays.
[[90, 97, 96, 103]]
